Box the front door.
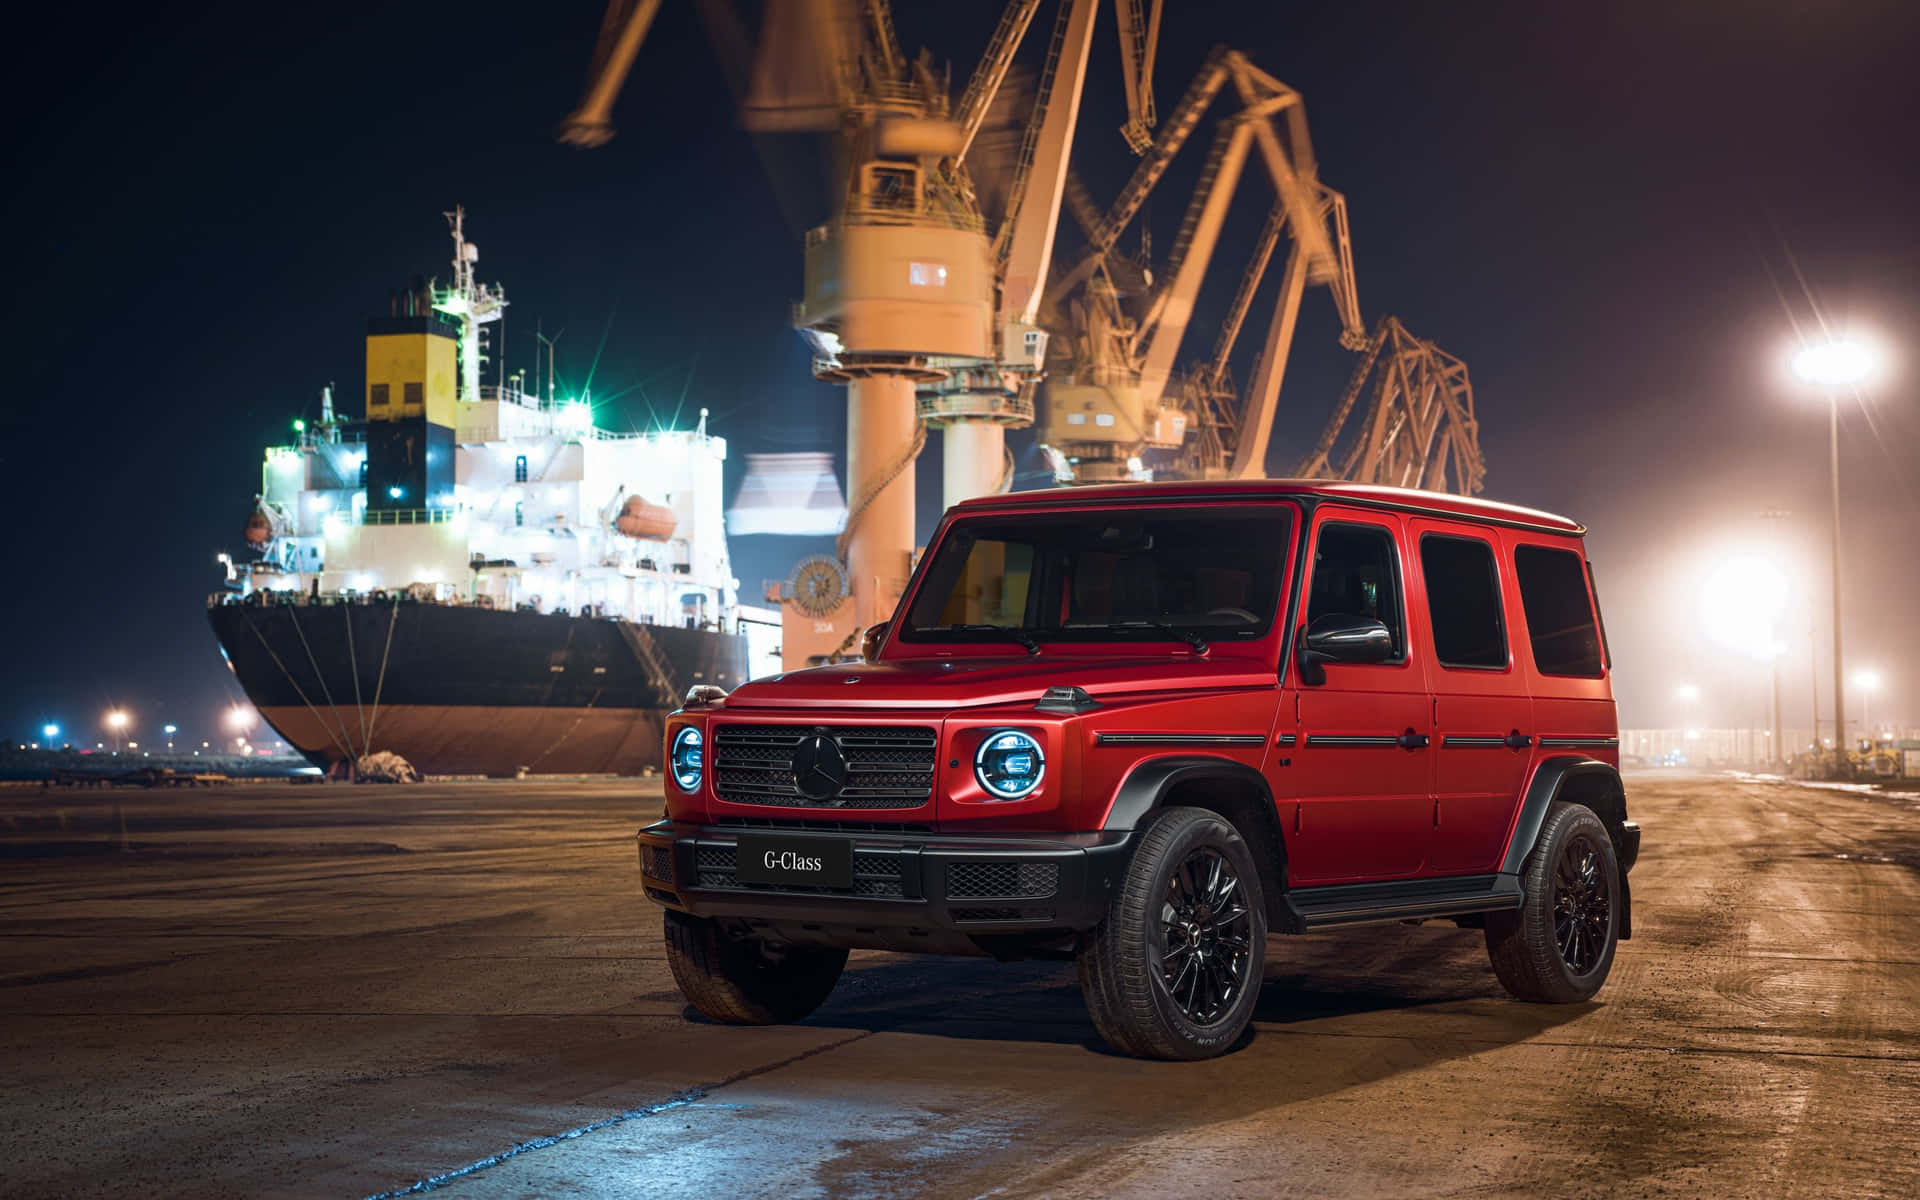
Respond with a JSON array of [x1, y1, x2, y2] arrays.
[[1281, 510, 1433, 883], [1408, 519, 1535, 875]]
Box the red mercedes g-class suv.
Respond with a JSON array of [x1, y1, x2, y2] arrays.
[[639, 481, 1639, 1059]]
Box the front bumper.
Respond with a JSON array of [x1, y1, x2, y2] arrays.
[[637, 820, 1135, 950]]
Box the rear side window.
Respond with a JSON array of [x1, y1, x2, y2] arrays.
[[1307, 522, 1406, 660], [1514, 545, 1604, 677], [1420, 535, 1507, 668]]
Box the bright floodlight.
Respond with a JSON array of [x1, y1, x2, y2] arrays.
[[1700, 553, 1791, 663], [1792, 339, 1877, 388], [42, 723, 58, 740], [225, 706, 257, 733], [1675, 684, 1701, 703], [1852, 668, 1882, 692], [104, 710, 129, 731], [163, 724, 178, 735]]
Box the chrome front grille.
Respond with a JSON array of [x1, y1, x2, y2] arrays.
[[712, 725, 938, 809], [691, 843, 907, 898]]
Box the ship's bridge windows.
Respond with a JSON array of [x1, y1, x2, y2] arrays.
[[514, 454, 529, 483], [369, 383, 390, 409], [404, 382, 424, 408]]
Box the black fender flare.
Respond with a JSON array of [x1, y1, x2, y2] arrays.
[[1504, 755, 1636, 938], [1102, 755, 1276, 831]]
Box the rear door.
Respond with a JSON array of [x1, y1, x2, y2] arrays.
[[1282, 509, 1432, 883], [1508, 536, 1619, 765], [1408, 519, 1535, 875]]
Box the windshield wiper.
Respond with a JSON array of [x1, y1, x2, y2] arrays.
[[1108, 620, 1209, 654], [928, 624, 1042, 655]]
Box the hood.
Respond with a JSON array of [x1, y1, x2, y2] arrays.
[[720, 653, 1278, 710]]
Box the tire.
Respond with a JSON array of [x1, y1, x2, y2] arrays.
[[663, 910, 848, 1025], [1077, 806, 1268, 1060], [1485, 801, 1620, 1003]]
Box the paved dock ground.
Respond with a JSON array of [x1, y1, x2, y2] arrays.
[[2, 773, 1917, 1198]]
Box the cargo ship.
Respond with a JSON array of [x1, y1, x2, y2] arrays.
[[208, 209, 780, 777]]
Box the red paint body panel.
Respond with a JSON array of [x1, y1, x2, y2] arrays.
[[1408, 516, 1538, 876]]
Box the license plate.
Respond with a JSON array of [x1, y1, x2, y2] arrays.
[[733, 835, 853, 889]]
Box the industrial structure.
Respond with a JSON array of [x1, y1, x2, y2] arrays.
[[562, 0, 1486, 668]]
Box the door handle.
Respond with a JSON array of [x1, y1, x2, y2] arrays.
[[1398, 729, 1431, 750], [1505, 731, 1534, 750]]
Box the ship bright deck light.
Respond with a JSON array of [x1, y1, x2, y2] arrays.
[[42, 724, 58, 741], [975, 730, 1044, 799]]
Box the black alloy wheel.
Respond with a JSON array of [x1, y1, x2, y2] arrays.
[[1077, 805, 1268, 1060], [1552, 832, 1611, 975], [1485, 800, 1621, 1003], [1158, 847, 1255, 1025]]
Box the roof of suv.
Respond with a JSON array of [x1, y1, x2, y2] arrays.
[[951, 479, 1585, 534]]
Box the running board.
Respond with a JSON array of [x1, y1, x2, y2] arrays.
[[1282, 873, 1523, 933]]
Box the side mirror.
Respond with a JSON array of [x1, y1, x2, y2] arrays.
[[1296, 614, 1394, 685], [860, 622, 889, 663]]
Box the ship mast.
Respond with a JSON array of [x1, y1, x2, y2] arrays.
[[434, 205, 507, 403]]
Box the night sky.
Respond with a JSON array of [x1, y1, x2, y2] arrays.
[[4, 1, 1915, 749]]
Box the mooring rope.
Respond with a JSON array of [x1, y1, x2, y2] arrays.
[[286, 601, 360, 762], [342, 601, 371, 756], [237, 607, 357, 768], [363, 596, 403, 752]]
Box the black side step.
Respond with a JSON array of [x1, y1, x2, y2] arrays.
[[1282, 873, 1523, 933]]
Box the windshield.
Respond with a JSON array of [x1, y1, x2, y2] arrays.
[[899, 505, 1295, 647]]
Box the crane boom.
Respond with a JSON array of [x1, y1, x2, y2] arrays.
[[996, 0, 1101, 326], [951, 0, 1044, 163], [558, 0, 666, 147], [1045, 48, 1232, 304]]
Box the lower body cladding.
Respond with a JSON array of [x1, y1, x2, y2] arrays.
[[637, 821, 1135, 956]]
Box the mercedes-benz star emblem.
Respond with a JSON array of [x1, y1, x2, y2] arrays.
[[790, 732, 848, 802]]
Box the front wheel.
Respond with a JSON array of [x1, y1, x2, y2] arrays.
[[1077, 806, 1267, 1060], [1485, 801, 1620, 1003], [663, 910, 847, 1025]]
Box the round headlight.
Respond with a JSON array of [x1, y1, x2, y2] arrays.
[[670, 726, 704, 792], [974, 729, 1044, 799]]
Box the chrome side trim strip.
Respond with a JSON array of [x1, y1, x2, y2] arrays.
[[1537, 736, 1620, 748], [1442, 736, 1508, 748], [1305, 735, 1400, 748]]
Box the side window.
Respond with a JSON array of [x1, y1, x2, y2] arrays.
[[1420, 534, 1507, 669], [1306, 521, 1405, 660], [1514, 545, 1604, 677]]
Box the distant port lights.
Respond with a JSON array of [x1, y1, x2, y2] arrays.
[[974, 729, 1045, 799]]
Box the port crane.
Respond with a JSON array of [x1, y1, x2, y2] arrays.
[[1036, 48, 1483, 492], [563, 0, 1166, 661], [562, 3, 1482, 663]]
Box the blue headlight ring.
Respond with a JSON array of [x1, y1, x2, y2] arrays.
[[670, 725, 705, 792], [973, 728, 1046, 799]]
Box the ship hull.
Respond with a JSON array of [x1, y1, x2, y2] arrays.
[[208, 601, 749, 777]]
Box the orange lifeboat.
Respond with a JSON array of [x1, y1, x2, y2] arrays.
[[243, 502, 276, 547], [614, 495, 676, 540]]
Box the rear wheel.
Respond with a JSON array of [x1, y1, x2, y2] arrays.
[[663, 910, 847, 1024], [1077, 807, 1267, 1060], [1485, 801, 1619, 1003]]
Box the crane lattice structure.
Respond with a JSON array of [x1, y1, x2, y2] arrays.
[[1292, 316, 1484, 495], [1039, 48, 1484, 494]]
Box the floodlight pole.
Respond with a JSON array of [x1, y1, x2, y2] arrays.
[[1827, 393, 1848, 775]]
